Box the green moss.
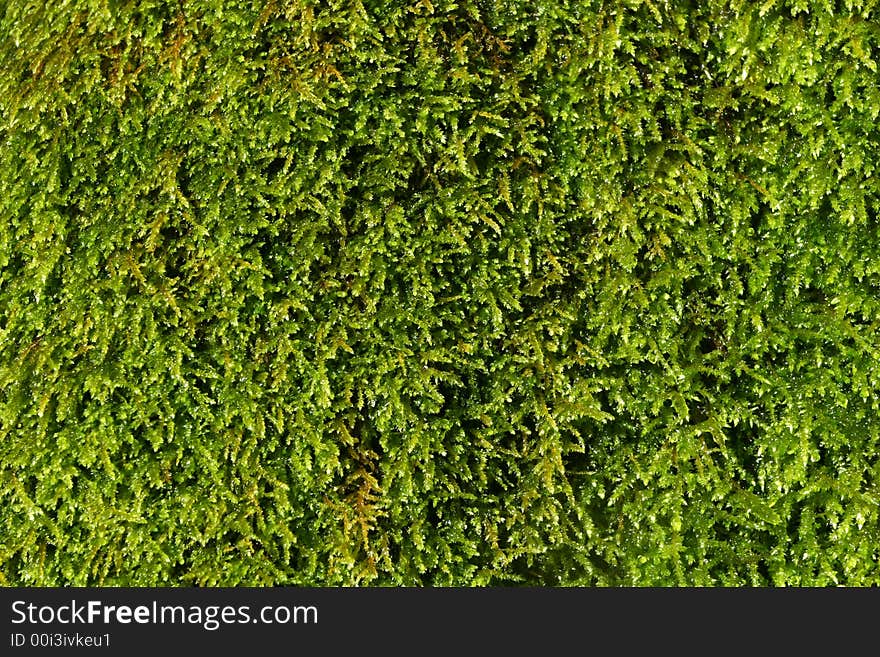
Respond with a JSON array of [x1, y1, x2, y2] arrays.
[[1, 0, 879, 585]]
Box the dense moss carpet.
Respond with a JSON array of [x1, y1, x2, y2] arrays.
[[1, 1, 879, 584]]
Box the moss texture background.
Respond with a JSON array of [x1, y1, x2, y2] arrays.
[[1, 0, 879, 585]]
